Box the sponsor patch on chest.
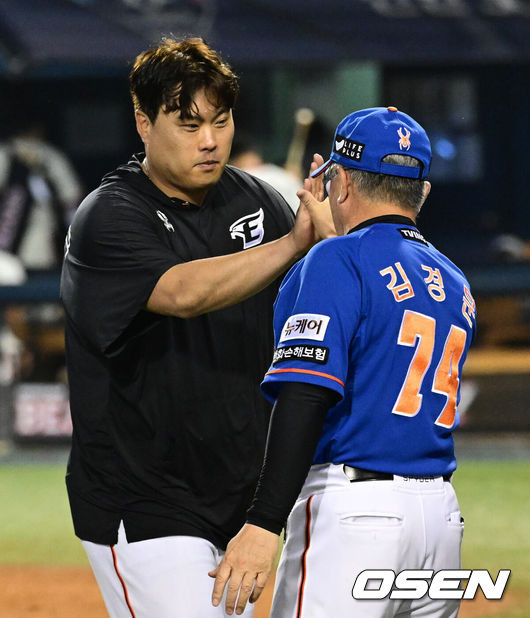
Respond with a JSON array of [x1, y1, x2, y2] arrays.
[[279, 313, 330, 343]]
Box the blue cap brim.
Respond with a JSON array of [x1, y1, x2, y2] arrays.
[[310, 159, 332, 178]]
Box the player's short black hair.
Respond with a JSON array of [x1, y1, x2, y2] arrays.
[[129, 37, 239, 122], [347, 154, 426, 213]]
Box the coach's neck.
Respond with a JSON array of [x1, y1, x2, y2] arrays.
[[332, 167, 431, 235]]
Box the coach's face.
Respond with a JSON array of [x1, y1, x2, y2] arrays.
[[135, 88, 234, 205]]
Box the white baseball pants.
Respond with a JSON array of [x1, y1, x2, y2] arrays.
[[82, 522, 254, 618], [271, 463, 464, 618]]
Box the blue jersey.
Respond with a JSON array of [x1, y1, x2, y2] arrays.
[[261, 216, 476, 476]]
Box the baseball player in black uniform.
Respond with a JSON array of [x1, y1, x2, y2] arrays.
[[60, 37, 318, 618]]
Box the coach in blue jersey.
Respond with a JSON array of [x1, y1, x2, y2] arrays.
[[212, 107, 477, 618]]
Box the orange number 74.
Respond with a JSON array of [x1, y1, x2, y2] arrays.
[[392, 310, 467, 428]]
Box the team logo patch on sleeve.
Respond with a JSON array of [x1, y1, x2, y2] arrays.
[[279, 313, 330, 342], [398, 228, 428, 246], [273, 345, 329, 365]]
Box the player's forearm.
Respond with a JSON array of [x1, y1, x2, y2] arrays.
[[147, 232, 304, 318]]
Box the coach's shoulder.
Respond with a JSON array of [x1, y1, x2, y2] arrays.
[[307, 234, 353, 258], [302, 236, 357, 274]]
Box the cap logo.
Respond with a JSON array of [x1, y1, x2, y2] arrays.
[[333, 133, 365, 162], [397, 127, 411, 151]]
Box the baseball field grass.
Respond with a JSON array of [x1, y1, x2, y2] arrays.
[[0, 459, 529, 617]]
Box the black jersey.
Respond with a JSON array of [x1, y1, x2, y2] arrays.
[[61, 154, 295, 548]]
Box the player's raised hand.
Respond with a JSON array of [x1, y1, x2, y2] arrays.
[[296, 153, 337, 240], [288, 194, 319, 256], [307, 153, 326, 201], [210, 524, 279, 615], [297, 185, 336, 241]]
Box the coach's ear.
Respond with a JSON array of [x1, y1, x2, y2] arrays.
[[337, 165, 351, 204], [420, 181, 431, 206], [135, 109, 151, 144]]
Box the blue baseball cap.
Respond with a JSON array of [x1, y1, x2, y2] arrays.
[[311, 106, 431, 180]]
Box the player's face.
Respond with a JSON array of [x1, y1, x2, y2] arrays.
[[136, 88, 234, 204]]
